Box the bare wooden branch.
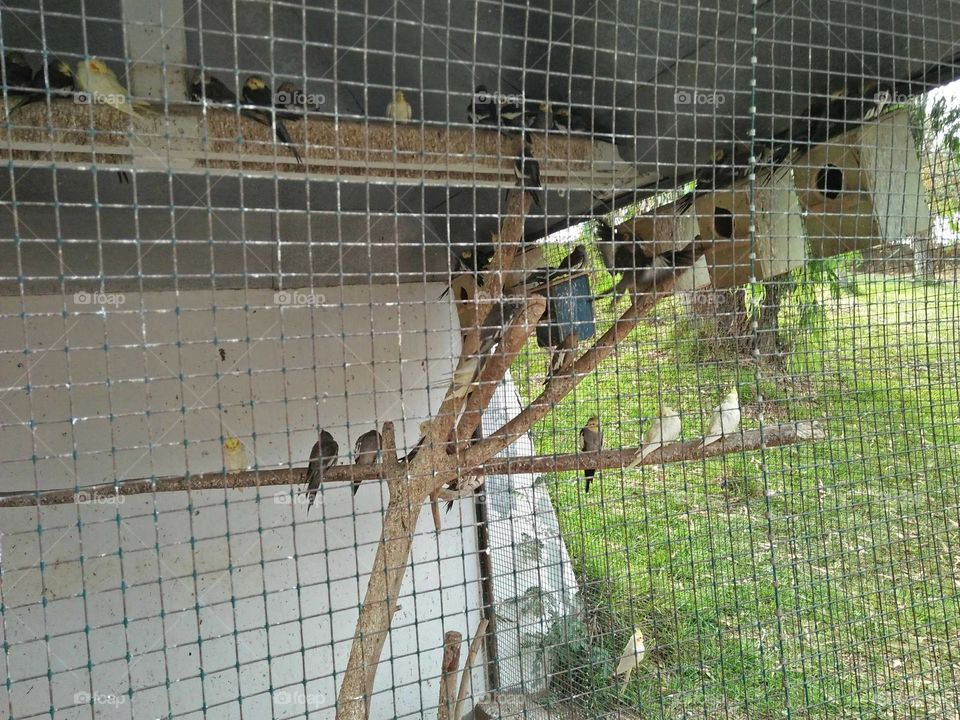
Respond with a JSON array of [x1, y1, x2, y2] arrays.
[[453, 618, 489, 720], [454, 295, 546, 451], [0, 423, 826, 508], [437, 631, 463, 720], [463, 280, 682, 469]]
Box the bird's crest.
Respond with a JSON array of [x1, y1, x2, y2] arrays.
[[56, 60, 72, 76], [394, 90, 405, 102], [246, 75, 266, 90]]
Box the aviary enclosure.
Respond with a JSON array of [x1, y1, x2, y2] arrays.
[[0, 2, 958, 718]]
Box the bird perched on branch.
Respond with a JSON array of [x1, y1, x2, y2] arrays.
[[514, 135, 542, 208], [304, 430, 339, 512], [546, 330, 579, 385], [524, 244, 588, 288], [76, 58, 149, 118], [386, 90, 413, 122], [467, 85, 498, 125], [629, 405, 682, 468], [595, 219, 635, 275], [579, 416, 603, 492], [606, 238, 702, 304], [8, 58, 76, 113], [699, 389, 741, 449], [614, 628, 646, 690], [242, 75, 302, 165], [351, 429, 382, 495]]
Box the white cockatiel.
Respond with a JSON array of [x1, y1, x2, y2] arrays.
[[699, 388, 741, 448], [386, 90, 413, 121], [75, 58, 147, 118], [613, 627, 646, 689], [628, 404, 682, 468]]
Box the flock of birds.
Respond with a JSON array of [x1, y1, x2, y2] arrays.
[[0, 53, 751, 500]]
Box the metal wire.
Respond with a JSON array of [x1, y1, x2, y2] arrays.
[[1, 2, 959, 719]]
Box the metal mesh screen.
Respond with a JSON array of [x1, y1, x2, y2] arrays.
[[0, 2, 958, 719]]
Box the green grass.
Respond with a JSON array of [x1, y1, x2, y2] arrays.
[[512, 274, 960, 719]]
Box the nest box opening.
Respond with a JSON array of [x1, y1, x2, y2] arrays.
[[714, 206, 734, 239], [816, 164, 844, 199]]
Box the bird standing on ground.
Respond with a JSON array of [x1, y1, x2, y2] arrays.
[[304, 430, 339, 512], [352, 429, 382, 495], [613, 628, 646, 690], [386, 90, 412, 122], [579, 416, 603, 492], [76, 58, 147, 118], [242, 75, 302, 165], [699, 389, 741, 449], [629, 405, 682, 468]]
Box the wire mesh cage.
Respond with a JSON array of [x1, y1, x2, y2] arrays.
[[1, 1, 959, 719]]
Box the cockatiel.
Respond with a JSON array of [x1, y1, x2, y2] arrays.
[[594, 219, 635, 275], [628, 405, 682, 468], [552, 105, 592, 133], [188, 70, 236, 104], [242, 75, 302, 165], [351, 429, 382, 495], [303, 429, 339, 512], [528, 101, 553, 130], [9, 58, 76, 113], [608, 239, 701, 304], [613, 628, 646, 689], [76, 58, 148, 118], [386, 90, 412, 122], [3, 51, 34, 95], [498, 97, 527, 129], [699, 389, 741, 449], [579, 416, 603, 493]]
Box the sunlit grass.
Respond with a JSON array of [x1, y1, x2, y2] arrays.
[[512, 273, 960, 718]]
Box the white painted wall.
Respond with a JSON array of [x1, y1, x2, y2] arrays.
[[0, 283, 486, 719]]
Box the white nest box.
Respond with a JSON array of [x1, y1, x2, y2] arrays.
[[692, 167, 807, 288], [793, 109, 931, 257]]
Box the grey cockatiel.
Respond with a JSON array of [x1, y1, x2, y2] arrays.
[[304, 430, 338, 511], [579, 416, 603, 492], [699, 389, 741, 449], [352, 429, 382, 495]]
